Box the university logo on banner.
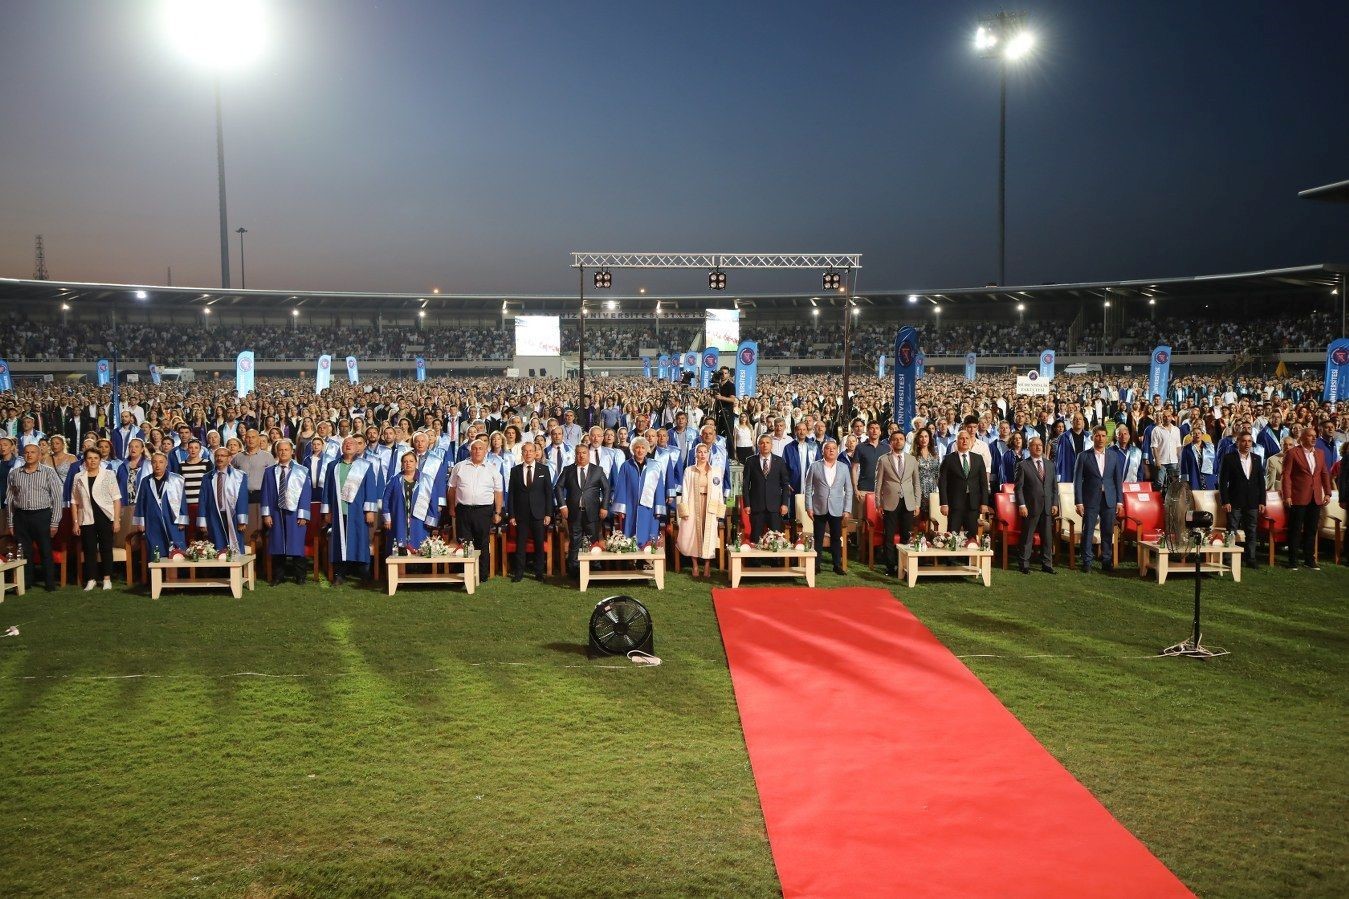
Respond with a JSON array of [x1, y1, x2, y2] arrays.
[[964, 352, 977, 381], [0, 359, 11, 392], [96, 359, 110, 387], [235, 350, 255, 398], [657, 354, 670, 380], [346, 355, 359, 384], [700, 348, 719, 389], [1039, 349, 1056, 380], [415, 356, 426, 383], [316, 354, 332, 394], [1148, 345, 1172, 402], [1324, 339, 1349, 403], [893, 327, 918, 432], [684, 351, 698, 373], [149, 364, 161, 386], [735, 340, 759, 397]]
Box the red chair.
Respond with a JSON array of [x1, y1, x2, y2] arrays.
[[1120, 490, 1163, 560], [993, 492, 1050, 569], [1259, 490, 1302, 567], [496, 521, 554, 577], [1123, 482, 1148, 494], [999, 483, 1017, 494], [739, 502, 751, 538]]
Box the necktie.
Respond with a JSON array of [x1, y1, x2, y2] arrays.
[[961, 454, 969, 476], [216, 470, 226, 510], [526, 464, 533, 488], [280, 464, 289, 502], [762, 457, 769, 476], [1036, 458, 1044, 480], [894, 454, 902, 477]]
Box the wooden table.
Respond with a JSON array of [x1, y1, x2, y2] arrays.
[[386, 551, 479, 595], [895, 544, 993, 588], [728, 547, 818, 588], [579, 549, 665, 592], [0, 558, 25, 600], [148, 554, 256, 599], [1138, 540, 1242, 585]]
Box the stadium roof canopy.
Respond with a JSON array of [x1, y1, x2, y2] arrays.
[[0, 262, 1344, 316], [1298, 179, 1349, 203]]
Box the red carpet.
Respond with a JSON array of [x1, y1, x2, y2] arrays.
[[714, 587, 1192, 898]]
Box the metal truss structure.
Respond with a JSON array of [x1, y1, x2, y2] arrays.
[[571, 252, 861, 270]]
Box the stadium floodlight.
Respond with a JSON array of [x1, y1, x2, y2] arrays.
[[638, 287, 646, 294], [1016, 302, 1025, 311], [418, 310, 426, 318], [162, 0, 267, 69], [604, 300, 617, 311], [811, 308, 820, 317], [908, 294, 919, 303], [823, 270, 842, 291], [594, 269, 612, 289], [933, 306, 942, 314], [291, 309, 299, 317], [709, 270, 727, 291], [202, 307, 211, 315], [134, 290, 148, 300], [1149, 297, 1156, 305], [975, 10, 1035, 287], [432, 287, 440, 294], [61, 303, 71, 311], [1005, 30, 1035, 60]]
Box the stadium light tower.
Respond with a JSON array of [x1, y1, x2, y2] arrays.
[[161, 0, 267, 290], [975, 11, 1035, 287]]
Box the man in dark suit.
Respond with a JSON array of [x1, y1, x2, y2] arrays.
[[1013, 436, 1058, 574], [507, 442, 554, 581], [742, 434, 791, 541], [1280, 424, 1332, 570], [555, 442, 612, 575], [1218, 430, 1265, 568], [938, 430, 989, 537], [1073, 425, 1124, 573]]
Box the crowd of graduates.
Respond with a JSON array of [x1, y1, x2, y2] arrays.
[[1, 366, 1346, 591]]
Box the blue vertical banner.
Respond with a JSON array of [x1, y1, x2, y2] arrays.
[[0, 359, 12, 392], [346, 355, 359, 384], [315, 354, 332, 393], [877, 354, 886, 379], [415, 356, 426, 382], [1039, 349, 1056, 379], [964, 352, 977, 381], [235, 350, 255, 398], [657, 354, 670, 380], [671, 359, 681, 383], [916, 352, 926, 379], [700, 347, 719, 389], [1324, 339, 1349, 403], [110, 362, 121, 433], [735, 340, 759, 397], [893, 328, 918, 433], [96, 359, 111, 386], [684, 351, 698, 375], [149, 364, 161, 386], [642, 356, 652, 378], [1148, 345, 1172, 402]]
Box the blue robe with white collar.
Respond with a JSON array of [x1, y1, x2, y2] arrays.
[[260, 461, 313, 557]]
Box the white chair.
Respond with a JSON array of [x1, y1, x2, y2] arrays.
[[1321, 492, 1345, 564], [1190, 489, 1226, 532], [1056, 482, 1117, 568]]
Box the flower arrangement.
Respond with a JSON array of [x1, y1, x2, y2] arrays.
[[420, 535, 452, 558], [185, 540, 220, 562], [908, 533, 928, 551], [757, 530, 791, 552], [930, 531, 966, 552], [979, 534, 992, 551], [604, 533, 639, 554], [641, 536, 661, 554]]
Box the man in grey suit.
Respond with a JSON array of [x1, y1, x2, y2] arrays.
[[1013, 436, 1058, 574], [555, 443, 612, 575], [873, 431, 920, 577], [804, 440, 855, 575]]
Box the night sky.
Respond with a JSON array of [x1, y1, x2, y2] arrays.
[[1, 0, 1346, 295]]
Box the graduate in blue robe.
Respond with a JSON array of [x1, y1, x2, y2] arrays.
[[611, 438, 671, 547], [196, 451, 249, 554], [260, 439, 313, 584], [652, 435, 683, 504], [321, 441, 380, 584], [1054, 420, 1088, 484], [132, 453, 188, 559], [110, 416, 144, 460], [1180, 434, 1217, 490], [381, 450, 443, 553], [1255, 425, 1281, 460]]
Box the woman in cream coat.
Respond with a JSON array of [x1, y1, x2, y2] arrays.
[[677, 443, 725, 579], [71, 447, 122, 591]]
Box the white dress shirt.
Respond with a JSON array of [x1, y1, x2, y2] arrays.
[[449, 460, 503, 506]]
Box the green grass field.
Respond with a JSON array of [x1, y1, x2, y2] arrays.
[[1, 556, 1345, 898]]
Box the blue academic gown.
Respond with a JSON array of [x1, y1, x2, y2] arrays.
[[486, 451, 514, 505], [612, 457, 671, 547], [196, 467, 250, 553], [1180, 442, 1217, 490], [110, 425, 144, 460], [782, 439, 819, 497], [321, 458, 380, 564], [381, 472, 441, 552], [1255, 427, 1281, 460], [133, 472, 189, 557], [1055, 430, 1087, 483], [260, 461, 313, 557], [652, 445, 683, 500]]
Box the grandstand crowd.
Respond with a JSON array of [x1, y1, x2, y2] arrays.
[[1, 310, 1337, 364]]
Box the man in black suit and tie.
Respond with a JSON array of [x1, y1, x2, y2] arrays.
[[1218, 429, 1266, 568], [1013, 436, 1058, 574], [742, 434, 791, 541], [938, 430, 990, 537], [507, 442, 555, 581], [555, 443, 612, 575]]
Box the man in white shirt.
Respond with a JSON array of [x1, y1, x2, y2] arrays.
[[448, 438, 504, 580], [1149, 410, 1182, 490]]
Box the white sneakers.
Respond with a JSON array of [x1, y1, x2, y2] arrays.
[[84, 579, 114, 591], [84, 580, 96, 592]]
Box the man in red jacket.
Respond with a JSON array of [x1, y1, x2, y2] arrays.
[[1281, 425, 1332, 571]]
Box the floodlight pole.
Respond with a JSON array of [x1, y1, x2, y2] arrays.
[[578, 265, 586, 414], [841, 265, 855, 423], [215, 78, 232, 290], [998, 60, 1007, 287]]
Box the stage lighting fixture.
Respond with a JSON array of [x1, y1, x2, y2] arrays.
[[135, 290, 148, 300], [822, 270, 841, 290], [604, 300, 617, 311], [593, 269, 612, 289], [709, 270, 727, 291]]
